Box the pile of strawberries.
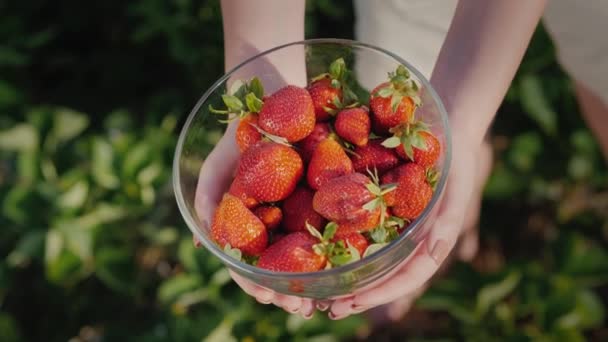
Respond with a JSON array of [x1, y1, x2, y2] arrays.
[[209, 58, 440, 273]]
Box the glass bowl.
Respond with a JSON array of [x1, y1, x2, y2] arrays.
[[173, 39, 451, 299]]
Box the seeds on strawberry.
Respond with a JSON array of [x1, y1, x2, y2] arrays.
[[258, 85, 315, 142], [312, 173, 377, 223], [307, 138, 354, 190], [257, 232, 326, 272], [297, 122, 331, 163], [211, 194, 268, 256], [228, 176, 258, 209], [308, 77, 342, 121], [395, 131, 441, 168], [351, 140, 399, 175], [236, 115, 262, 152], [254, 206, 282, 230], [335, 107, 371, 147], [282, 186, 327, 233], [332, 232, 369, 256], [392, 163, 433, 220], [237, 141, 303, 202], [369, 65, 420, 131]]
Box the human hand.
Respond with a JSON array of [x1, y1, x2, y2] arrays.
[[327, 131, 493, 320]]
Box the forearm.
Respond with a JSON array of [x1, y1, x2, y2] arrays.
[[431, 0, 547, 144], [221, 0, 306, 71]]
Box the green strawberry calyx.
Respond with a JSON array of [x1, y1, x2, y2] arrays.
[[310, 58, 359, 115], [306, 222, 361, 268], [381, 120, 431, 161], [249, 123, 292, 147], [362, 168, 396, 229], [209, 77, 265, 122], [374, 64, 422, 113]]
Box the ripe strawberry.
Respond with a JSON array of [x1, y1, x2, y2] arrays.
[[308, 77, 342, 121], [351, 140, 399, 175], [307, 138, 354, 190], [335, 107, 371, 147], [258, 85, 315, 142], [282, 186, 326, 232], [312, 173, 378, 223], [228, 176, 258, 209], [297, 122, 331, 162], [394, 131, 441, 168], [336, 210, 381, 234], [380, 163, 410, 206], [369, 65, 420, 132], [333, 232, 369, 256], [211, 194, 267, 256], [236, 115, 262, 152], [254, 206, 282, 230], [257, 232, 326, 272], [237, 141, 303, 202], [392, 163, 433, 220]]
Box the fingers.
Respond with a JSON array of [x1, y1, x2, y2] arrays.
[[230, 270, 275, 303], [299, 299, 316, 319]]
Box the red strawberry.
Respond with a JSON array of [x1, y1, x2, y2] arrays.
[[307, 138, 354, 190], [257, 232, 326, 272], [236, 115, 262, 152], [282, 186, 327, 233], [312, 173, 378, 223], [351, 140, 399, 175], [335, 107, 371, 147], [380, 163, 410, 206], [395, 131, 441, 168], [369, 66, 420, 132], [228, 176, 258, 209], [336, 210, 381, 234], [258, 85, 315, 142], [308, 77, 342, 121], [333, 232, 369, 256], [237, 141, 303, 202], [392, 163, 433, 220], [211, 194, 268, 256], [297, 122, 331, 162], [254, 206, 282, 230]]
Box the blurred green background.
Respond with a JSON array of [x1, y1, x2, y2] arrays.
[[1, 1, 607, 341]]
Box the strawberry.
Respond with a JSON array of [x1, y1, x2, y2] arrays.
[[369, 65, 420, 132], [237, 141, 303, 202], [257, 232, 327, 272], [308, 77, 342, 121], [297, 122, 331, 163], [254, 206, 282, 230], [236, 115, 262, 152], [211, 194, 268, 256], [335, 107, 371, 147], [380, 163, 410, 206], [394, 131, 441, 168], [258, 85, 315, 142], [282, 186, 326, 233], [312, 173, 392, 232], [228, 176, 258, 209], [332, 232, 369, 256], [351, 140, 399, 175], [307, 138, 354, 190], [307, 58, 358, 121], [382, 121, 441, 168], [392, 163, 433, 220]]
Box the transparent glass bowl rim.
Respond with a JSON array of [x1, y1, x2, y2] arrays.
[[173, 38, 452, 280]]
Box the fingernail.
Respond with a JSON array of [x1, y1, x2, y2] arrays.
[[256, 297, 271, 305], [328, 312, 347, 320], [316, 302, 330, 312], [351, 304, 368, 313], [258, 292, 274, 303], [430, 239, 449, 265], [287, 307, 300, 314], [193, 236, 202, 248], [302, 311, 314, 320]]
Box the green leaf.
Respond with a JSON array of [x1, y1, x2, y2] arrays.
[[362, 243, 387, 257], [306, 222, 324, 240], [322, 222, 338, 241], [123, 142, 151, 178], [7, 230, 45, 268], [203, 318, 236, 342], [51, 108, 89, 144], [376, 87, 393, 98], [0, 123, 38, 151], [244, 92, 263, 113], [395, 65, 410, 78], [381, 136, 401, 148], [556, 289, 605, 330], [508, 132, 542, 172], [46, 248, 83, 285], [158, 274, 203, 305], [329, 58, 346, 80], [45, 229, 63, 267], [519, 74, 558, 136], [369, 227, 387, 244], [92, 137, 119, 189], [95, 248, 135, 294], [248, 77, 264, 99], [223, 244, 242, 261], [362, 198, 381, 212], [390, 94, 403, 113], [221, 95, 244, 112], [58, 180, 89, 210], [410, 133, 428, 151], [417, 293, 476, 324], [0, 80, 22, 107], [401, 137, 415, 160], [346, 241, 361, 262], [476, 271, 521, 317], [365, 182, 382, 196]]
